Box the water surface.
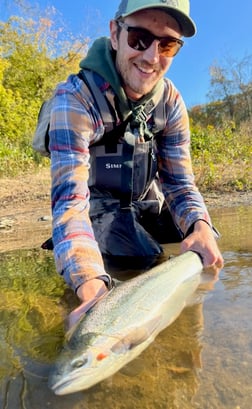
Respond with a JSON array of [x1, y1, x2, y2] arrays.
[[0, 205, 251, 409]]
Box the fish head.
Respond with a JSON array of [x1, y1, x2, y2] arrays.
[[47, 329, 136, 395]]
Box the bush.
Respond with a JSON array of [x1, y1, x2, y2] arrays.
[[190, 120, 252, 191]]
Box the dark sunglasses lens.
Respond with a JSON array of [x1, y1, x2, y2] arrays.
[[127, 29, 152, 51], [159, 39, 182, 57], [127, 27, 182, 57]]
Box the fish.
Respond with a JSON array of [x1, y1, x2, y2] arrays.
[[48, 251, 203, 395]]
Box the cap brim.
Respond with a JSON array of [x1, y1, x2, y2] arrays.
[[167, 8, 196, 37]]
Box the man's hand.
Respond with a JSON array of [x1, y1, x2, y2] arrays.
[[66, 278, 108, 331], [180, 220, 224, 269]]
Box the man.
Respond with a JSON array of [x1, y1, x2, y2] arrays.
[[49, 0, 224, 329]]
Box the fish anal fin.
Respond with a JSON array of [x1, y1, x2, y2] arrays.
[[111, 316, 161, 354]]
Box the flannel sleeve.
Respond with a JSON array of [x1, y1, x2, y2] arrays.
[[49, 74, 109, 291], [157, 79, 212, 237]]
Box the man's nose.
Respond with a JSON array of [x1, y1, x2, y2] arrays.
[[142, 40, 160, 64]]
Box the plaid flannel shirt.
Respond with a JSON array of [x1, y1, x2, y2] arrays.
[[49, 73, 211, 291]]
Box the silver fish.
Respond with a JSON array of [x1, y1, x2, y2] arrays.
[[48, 251, 203, 395]]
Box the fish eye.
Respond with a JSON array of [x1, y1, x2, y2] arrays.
[[71, 356, 88, 369]]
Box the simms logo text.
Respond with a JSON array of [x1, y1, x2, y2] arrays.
[[105, 163, 122, 169]]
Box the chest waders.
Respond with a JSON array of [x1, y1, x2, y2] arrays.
[[41, 69, 168, 257], [78, 70, 168, 258]]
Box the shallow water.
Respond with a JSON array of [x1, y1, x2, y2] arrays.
[[0, 205, 251, 409]]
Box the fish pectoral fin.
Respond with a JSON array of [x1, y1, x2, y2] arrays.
[[111, 317, 161, 354]]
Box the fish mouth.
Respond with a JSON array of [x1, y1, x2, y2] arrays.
[[48, 368, 94, 395], [50, 383, 67, 396], [49, 377, 80, 396]]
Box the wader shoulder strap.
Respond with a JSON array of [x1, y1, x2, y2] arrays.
[[78, 69, 115, 133], [152, 89, 167, 133]]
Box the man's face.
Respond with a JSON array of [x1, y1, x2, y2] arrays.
[[110, 9, 182, 100]]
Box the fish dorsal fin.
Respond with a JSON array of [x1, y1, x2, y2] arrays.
[[111, 317, 161, 354]]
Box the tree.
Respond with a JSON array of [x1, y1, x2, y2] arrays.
[[1, 12, 88, 99], [0, 8, 88, 174], [207, 54, 252, 124]]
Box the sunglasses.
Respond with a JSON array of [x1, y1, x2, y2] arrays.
[[117, 21, 184, 57]]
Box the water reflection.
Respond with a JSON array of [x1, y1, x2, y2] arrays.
[[213, 205, 252, 253], [0, 206, 252, 408], [0, 251, 65, 379]]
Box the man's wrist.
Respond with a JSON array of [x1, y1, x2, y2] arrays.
[[193, 219, 220, 239], [194, 219, 211, 230], [186, 219, 211, 237]]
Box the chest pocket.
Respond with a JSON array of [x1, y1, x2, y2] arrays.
[[132, 138, 158, 200]]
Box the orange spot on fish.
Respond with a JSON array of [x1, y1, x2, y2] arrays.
[[96, 352, 108, 361]]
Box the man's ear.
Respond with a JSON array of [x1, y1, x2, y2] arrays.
[[110, 20, 119, 51]]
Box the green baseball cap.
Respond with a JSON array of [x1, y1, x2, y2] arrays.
[[114, 0, 196, 37]]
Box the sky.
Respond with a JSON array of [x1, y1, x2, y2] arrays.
[[1, 0, 252, 108]]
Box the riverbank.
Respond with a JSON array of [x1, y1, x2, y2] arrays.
[[1, 168, 251, 252]]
